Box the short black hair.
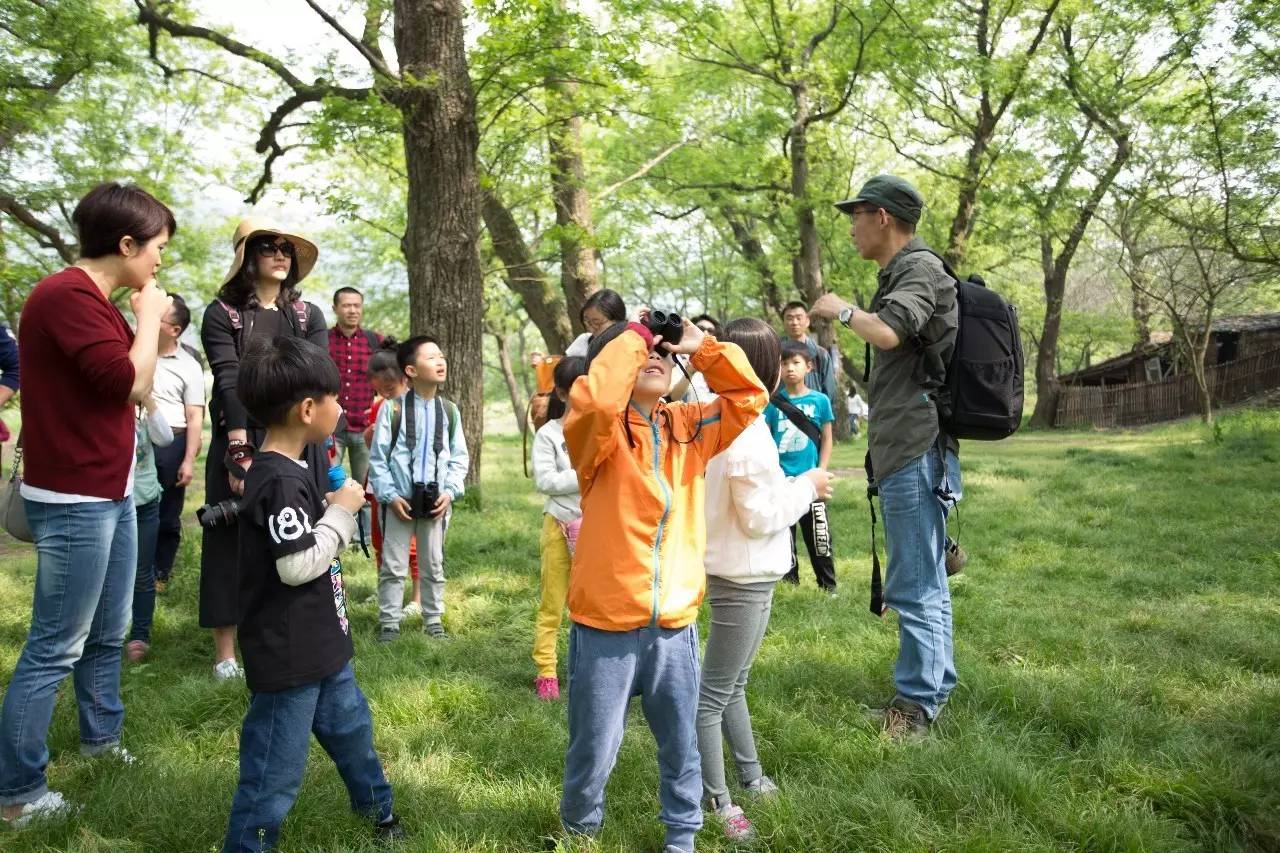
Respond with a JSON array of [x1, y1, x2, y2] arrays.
[[780, 339, 813, 364], [580, 289, 627, 324], [781, 301, 808, 316], [73, 182, 177, 259], [547, 356, 587, 420], [333, 286, 363, 305], [396, 334, 441, 372], [722, 318, 779, 392], [167, 293, 191, 332], [690, 313, 722, 336], [237, 336, 340, 427], [553, 356, 587, 391], [367, 336, 401, 379]]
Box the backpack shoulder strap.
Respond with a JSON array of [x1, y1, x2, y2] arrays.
[[292, 300, 308, 334], [390, 398, 403, 451], [364, 329, 380, 349], [217, 299, 242, 331], [770, 392, 823, 447]]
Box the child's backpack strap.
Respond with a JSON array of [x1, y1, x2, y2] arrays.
[[390, 398, 404, 452]]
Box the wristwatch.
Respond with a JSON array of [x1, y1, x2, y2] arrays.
[[838, 306, 856, 326]]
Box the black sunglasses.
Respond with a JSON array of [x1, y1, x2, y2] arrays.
[[253, 239, 296, 258]]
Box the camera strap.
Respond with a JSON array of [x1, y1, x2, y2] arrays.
[[403, 391, 446, 485]]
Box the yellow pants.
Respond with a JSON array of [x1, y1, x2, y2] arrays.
[[533, 514, 572, 677]]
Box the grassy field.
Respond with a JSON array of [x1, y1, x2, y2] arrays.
[[0, 409, 1278, 852]]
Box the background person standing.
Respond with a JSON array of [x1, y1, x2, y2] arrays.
[[781, 301, 838, 405], [329, 287, 381, 542], [150, 294, 204, 591]]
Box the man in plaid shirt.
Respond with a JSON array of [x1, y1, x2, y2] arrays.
[[329, 287, 383, 538]]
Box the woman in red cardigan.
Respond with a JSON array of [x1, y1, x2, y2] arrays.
[[1, 183, 175, 828]]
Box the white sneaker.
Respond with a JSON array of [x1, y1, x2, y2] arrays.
[[709, 799, 754, 842], [82, 743, 137, 765], [214, 659, 244, 681], [742, 774, 780, 799], [402, 601, 423, 618], [4, 790, 74, 828]]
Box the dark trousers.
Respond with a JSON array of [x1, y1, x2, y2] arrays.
[[153, 436, 188, 582], [129, 499, 161, 644], [785, 500, 836, 590]]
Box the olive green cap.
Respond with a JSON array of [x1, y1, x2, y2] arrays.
[[834, 174, 924, 224]]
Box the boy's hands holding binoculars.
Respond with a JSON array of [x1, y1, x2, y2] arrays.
[[636, 308, 704, 356]]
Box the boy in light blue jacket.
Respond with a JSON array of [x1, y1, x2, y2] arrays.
[[367, 335, 469, 642]]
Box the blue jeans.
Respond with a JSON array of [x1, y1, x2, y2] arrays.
[[561, 623, 703, 852], [879, 446, 962, 720], [222, 663, 392, 852], [0, 497, 137, 806], [130, 499, 161, 644]]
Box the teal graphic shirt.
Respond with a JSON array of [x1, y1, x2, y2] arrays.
[[764, 389, 834, 477]]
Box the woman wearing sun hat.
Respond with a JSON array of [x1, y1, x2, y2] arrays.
[[199, 218, 329, 680]]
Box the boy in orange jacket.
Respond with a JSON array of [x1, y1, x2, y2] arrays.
[[559, 315, 767, 853]]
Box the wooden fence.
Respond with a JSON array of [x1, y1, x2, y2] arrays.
[[1054, 346, 1280, 428]]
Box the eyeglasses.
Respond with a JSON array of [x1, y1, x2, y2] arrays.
[[253, 240, 296, 258]]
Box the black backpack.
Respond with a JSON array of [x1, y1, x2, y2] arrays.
[[926, 250, 1025, 440]]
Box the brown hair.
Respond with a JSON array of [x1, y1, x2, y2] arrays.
[[723, 318, 781, 392], [72, 182, 177, 259]]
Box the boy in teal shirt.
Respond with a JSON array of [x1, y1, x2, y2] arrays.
[[765, 340, 836, 592]]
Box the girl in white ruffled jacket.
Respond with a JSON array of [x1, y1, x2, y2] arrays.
[[698, 318, 836, 842]]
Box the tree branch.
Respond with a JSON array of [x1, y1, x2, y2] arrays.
[[0, 193, 76, 263], [302, 0, 396, 79], [597, 139, 695, 200]]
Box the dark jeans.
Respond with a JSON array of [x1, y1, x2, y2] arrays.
[[223, 663, 392, 852], [785, 500, 836, 589], [153, 437, 188, 582], [129, 499, 161, 644]]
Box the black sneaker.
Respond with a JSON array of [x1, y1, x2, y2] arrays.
[[374, 814, 405, 844], [423, 621, 451, 640], [377, 627, 400, 644], [880, 696, 931, 740]]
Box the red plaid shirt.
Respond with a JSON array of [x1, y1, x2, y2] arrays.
[[329, 325, 381, 430]]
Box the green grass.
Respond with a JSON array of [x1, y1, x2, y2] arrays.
[[1, 410, 1278, 852]]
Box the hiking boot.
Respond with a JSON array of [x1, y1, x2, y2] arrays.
[[707, 796, 754, 842], [126, 640, 150, 663], [374, 814, 405, 844], [741, 775, 779, 800], [423, 621, 451, 640], [535, 675, 560, 701], [377, 627, 400, 644], [214, 659, 244, 681], [880, 696, 931, 740], [945, 537, 968, 576], [2, 791, 75, 828]]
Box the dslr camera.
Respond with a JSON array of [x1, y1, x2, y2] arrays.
[[197, 498, 241, 528], [644, 309, 683, 348], [409, 481, 442, 519]]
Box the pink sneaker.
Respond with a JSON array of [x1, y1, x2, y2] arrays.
[[126, 641, 149, 663], [535, 676, 560, 700]]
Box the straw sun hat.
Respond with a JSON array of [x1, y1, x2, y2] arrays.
[[221, 216, 319, 287]]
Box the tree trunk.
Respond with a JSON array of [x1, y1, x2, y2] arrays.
[[492, 330, 527, 436], [394, 0, 484, 487], [944, 129, 990, 268], [547, 79, 599, 335], [718, 207, 783, 320], [1029, 238, 1065, 428], [1130, 278, 1153, 349], [789, 87, 848, 439], [481, 189, 573, 353]]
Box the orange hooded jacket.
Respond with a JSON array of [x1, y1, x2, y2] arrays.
[[563, 329, 767, 632]]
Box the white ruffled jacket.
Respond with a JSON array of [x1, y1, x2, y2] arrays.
[[704, 415, 817, 585]]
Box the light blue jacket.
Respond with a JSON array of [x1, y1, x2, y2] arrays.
[[367, 391, 469, 504]]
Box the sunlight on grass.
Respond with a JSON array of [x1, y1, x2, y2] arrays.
[[0, 411, 1277, 850]]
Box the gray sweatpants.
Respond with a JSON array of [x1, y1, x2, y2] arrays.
[[379, 509, 447, 629], [696, 575, 776, 804]]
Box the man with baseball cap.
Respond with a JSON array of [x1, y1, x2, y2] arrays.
[[810, 174, 962, 739]]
